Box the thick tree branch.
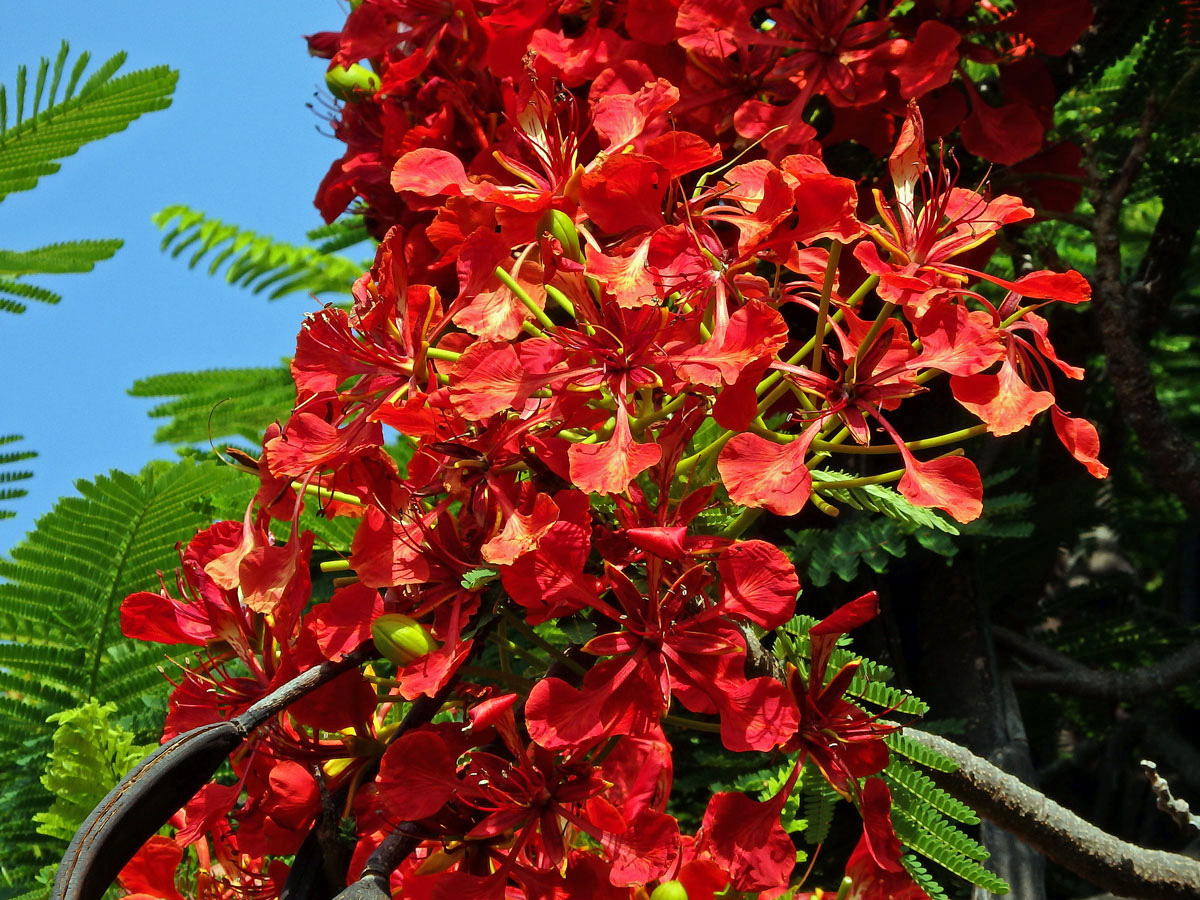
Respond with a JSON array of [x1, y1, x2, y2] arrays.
[[993, 626, 1200, 701], [1088, 61, 1200, 513], [905, 728, 1200, 900]]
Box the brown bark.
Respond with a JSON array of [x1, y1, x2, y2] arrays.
[[994, 626, 1200, 702], [907, 729, 1200, 900]]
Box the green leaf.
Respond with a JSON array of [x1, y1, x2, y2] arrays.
[[885, 758, 979, 824], [32, 700, 155, 842], [811, 470, 960, 534], [885, 731, 959, 773], [153, 204, 366, 300], [129, 365, 296, 445], [0, 44, 177, 201], [0, 239, 122, 276], [0, 458, 242, 880], [0, 435, 35, 521], [0, 277, 61, 314]]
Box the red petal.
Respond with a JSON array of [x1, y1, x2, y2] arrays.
[[897, 453, 983, 524], [449, 342, 534, 420], [718, 433, 813, 516], [481, 493, 559, 565], [718, 540, 800, 629], [960, 95, 1044, 166], [568, 417, 662, 496], [700, 788, 795, 892], [894, 21, 961, 99], [378, 730, 460, 820], [603, 808, 680, 886], [951, 360, 1054, 436], [1051, 407, 1109, 478]]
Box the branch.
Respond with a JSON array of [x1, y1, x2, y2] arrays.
[[993, 626, 1200, 701], [1088, 60, 1200, 513], [905, 728, 1200, 900]]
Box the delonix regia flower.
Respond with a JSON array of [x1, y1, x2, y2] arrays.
[[108, 2, 1105, 899]]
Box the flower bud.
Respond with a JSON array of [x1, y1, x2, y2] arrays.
[[325, 64, 380, 101], [539, 208, 582, 263], [649, 882, 688, 900], [371, 614, 438, 666]]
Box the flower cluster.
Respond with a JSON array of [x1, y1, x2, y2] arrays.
[[307, 0, 1094, 242], [115, 3, 1106, 899]]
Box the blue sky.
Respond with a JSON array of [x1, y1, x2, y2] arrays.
[[1, 2, 352, 551]]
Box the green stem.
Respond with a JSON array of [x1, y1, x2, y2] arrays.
[[810, 424, 988, 454], [721, 506, 763, 540], [319, 559, 352, 573], [424, 346, 461, 362], [545, 283, 577, 318], [296, 482, 365, 506], [811, 241, 843, 371], [677, 428, 733, 476], [811, 467, 905, 491], [495, 266, 557, 332]]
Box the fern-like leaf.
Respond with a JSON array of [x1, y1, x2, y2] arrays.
[[800, 766, 840, 845], [0, 43, 177, 201], [811, 470, 960, 534], [32, 700, 155, 843], [0, 240, 122, 275], [885, 732, 959, 773], [885, 758, 979, 824], [892, 807, 1009, 894], [307, 217, 373, 255], [0, 277, 61, 313], [129, 364, 296, 445], [0, 458, 242, 881], [0, 435, 35, 520], [153, 205, 365, 299]]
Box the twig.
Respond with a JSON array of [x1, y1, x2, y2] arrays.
[[1141, 761, 1200, 834], [994, 627, 1200, 702], [905, 728, 1200, 900]]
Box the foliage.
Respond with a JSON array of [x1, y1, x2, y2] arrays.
[[152, 205, 368, 300], [129, 365, 296, 446], [0, 435, 35, 521], [32, 700, 156, 843], [0, 43, 175, 314], [0, 458, 241, 884]]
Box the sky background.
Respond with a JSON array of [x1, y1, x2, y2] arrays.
[[1, 2, 352, 552]]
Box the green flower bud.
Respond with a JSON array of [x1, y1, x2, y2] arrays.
[[325, 64, 380, 102], [649, 881, 688, 900], [371, 614, 439, 666], [539, 208, 582, 263]]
